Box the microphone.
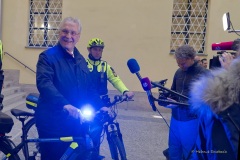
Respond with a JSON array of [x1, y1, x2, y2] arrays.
[[127, 58, 142, 81], [141, 77, 157, 111], [127, 58, 156, 111], [212, 41, 233, 50], [211, 39, 240, 51]]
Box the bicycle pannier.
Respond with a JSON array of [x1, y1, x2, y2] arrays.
[[0, 112, 14, 133]]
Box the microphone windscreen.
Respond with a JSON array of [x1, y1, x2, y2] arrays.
[[127, 58, 140, 74], [212, 41, 233, 50], [141, 77, 151, 91]]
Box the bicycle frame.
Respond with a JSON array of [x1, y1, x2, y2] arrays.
[[0, 135, 37, 160], [0, 108, 94, 160], [0, 94, 129, 160], [27, 136, 89, 160], [1, 135, 92, 160]]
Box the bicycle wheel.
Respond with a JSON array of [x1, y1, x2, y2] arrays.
[[0, 137, 20, 160], [107, 134, 119, 160], [22, 117, 40, 160], [110, 134, 127, 160]]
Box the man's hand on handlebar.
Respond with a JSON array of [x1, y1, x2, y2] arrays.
[[63, 104, 84, 123], [100, 106, 114, 118], [123, 91, 134, 99]]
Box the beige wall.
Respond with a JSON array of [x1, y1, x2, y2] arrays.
[[2, 0, 240, 92]]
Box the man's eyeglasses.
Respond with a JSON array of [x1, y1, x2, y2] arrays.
[[61, 29, 79, 36]]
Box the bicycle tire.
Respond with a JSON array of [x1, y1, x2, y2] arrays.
[[0, 137, 20, 160], [22, 117, 40, 160], [110, 134, 127, 160], [107, 134, 119, 160]]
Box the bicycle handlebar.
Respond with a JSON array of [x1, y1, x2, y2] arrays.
[[91, 95, 133, 123], [110, 95, 129, 105], [103, 95, 133, 107]]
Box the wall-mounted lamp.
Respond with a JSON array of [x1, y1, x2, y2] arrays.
[[222, 12, 230, 31], [222, 12, 240, 34]]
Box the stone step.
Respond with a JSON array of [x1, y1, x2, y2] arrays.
[[2, 86, 22, 97], [2, 100, 26, 113], [3, 92, 26, 107], [3, 80, 13, 88], [0, 70, 28, 116], [3, 69, 20, 85]]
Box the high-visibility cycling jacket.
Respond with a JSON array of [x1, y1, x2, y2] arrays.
[[86, 58, 129, 96]]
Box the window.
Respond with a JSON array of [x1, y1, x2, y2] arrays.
[[28, 0, 62, 48], [170, 0, 208, 54]]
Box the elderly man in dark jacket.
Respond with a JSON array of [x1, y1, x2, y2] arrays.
[[36, 17, 105, 160]]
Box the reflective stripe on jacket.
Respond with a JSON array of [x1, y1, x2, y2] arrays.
[[87, 59, 128, 95]]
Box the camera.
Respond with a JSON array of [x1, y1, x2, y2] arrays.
[[210, 38, 240, 69], [209, 51, 236, 69], [210, 12, 240, 69]]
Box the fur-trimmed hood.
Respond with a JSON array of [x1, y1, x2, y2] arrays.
[[190, 57, 240, 117]]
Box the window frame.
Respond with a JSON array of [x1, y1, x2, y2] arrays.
[[27, 0, 62, 48], [170, 0, 209, 55]]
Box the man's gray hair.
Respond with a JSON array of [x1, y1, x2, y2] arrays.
[[59, 17, 82, 33], [175, 45, 196, 59]]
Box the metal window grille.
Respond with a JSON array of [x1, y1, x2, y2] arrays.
[[170, 0, 208, 54], [28, 0, 62, 48]]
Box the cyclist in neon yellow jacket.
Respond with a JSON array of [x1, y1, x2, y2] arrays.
[[86, 38, 134, 99], [86, 38, 134, 158]]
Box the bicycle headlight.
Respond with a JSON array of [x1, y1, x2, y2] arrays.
[[81, 105, 95, 121]]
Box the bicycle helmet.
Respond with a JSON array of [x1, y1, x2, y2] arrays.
[[87, 38, 105, 48]]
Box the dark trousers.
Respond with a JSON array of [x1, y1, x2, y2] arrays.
[[36, 115, 85, 160], [89, 121, 103, 155], [39, 139, 70, 160]]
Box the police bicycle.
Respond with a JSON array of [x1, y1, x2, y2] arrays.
[[0, 93, 131, 160], [0, 93, 97, 160]]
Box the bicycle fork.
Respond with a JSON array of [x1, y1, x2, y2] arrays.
[[105, 122, 127, 160]]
